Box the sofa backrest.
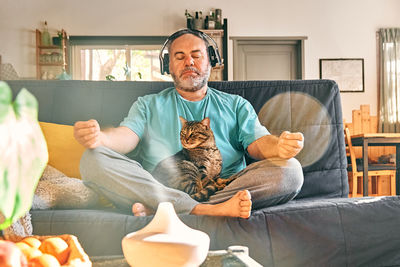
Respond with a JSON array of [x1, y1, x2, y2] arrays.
[[6, 79, 348, 200]]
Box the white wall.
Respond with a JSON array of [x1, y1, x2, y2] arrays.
[[1, 0, 400, 122]]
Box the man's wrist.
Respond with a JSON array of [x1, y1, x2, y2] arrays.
[[248, 135, 279, 160], [97, 131, 107, 148]]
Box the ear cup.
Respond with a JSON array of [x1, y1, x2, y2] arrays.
[[207, 46, 218, 67], [162, 53, 170, 74]]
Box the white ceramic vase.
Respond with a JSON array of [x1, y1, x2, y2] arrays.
[[122, 202, 210, 267]]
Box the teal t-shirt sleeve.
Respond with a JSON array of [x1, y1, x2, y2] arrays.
[[119, 96, 147, 138], [237, 97, 270, 149]]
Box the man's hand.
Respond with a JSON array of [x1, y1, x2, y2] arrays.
[[247, 131, 304, 160], [74, 119, 103, 149], [74, 120, 140, 154], [277, 131, 304, 159]]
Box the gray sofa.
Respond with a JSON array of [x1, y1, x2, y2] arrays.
[[6, 79, 400, 266]]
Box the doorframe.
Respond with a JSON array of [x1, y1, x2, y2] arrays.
[[230, 36, 307, 80]]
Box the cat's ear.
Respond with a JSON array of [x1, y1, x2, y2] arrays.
[[201, 117, 210, 128], [179, 116, 187, 126]]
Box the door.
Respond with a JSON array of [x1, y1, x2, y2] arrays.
[[232, 37, 306, 80]]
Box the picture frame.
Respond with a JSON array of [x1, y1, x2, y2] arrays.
[[319, 58, 364, 93]]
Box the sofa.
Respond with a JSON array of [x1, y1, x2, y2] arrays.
[[6, 79, 400, 266]]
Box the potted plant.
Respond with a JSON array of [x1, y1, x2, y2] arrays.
[[52, 31, 63, 47]]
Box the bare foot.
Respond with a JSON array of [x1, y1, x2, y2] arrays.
[[132, 203, 154, 217], [190, 190, 252, 218]]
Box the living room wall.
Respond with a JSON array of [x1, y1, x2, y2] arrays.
[[0, 0, 399, 122]]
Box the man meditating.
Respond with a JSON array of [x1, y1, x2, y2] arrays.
[[73, 29, 304, 219]]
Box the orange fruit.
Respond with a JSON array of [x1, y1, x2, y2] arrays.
[[15, 241, 31, 251], [0, 240, 28, 267], [38, 237, 69, 265], [29, 253, 60, 267], [21, 237, 41, 249], [20, 246, 42, 260]]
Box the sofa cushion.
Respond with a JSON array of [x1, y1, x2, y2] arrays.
[[39, 121, 84, 178]]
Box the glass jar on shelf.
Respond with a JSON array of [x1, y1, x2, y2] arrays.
[[39, 53, 46, 63], [41, 21, 51, 46], [51, 52, 61, 63], [41, 71, 48, 80], [47, 71, 55, 80], [41, 52, 52, 63]]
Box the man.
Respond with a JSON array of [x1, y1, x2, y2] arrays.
[[74, 29, 304, 219]]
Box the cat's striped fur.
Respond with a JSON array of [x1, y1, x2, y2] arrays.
[[152, 116, 235, 201]]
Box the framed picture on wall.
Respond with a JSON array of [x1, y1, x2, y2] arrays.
[[319, 58, 365, 92]]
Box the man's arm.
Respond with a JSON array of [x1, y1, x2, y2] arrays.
[[74, 119, 139, 154], [247, 131, 304, 160]]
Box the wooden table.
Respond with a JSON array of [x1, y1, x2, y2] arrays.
[[90, 249, 262, 266], [350, 133, 400, 196]]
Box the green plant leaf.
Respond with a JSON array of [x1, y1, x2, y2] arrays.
[[0, 82, 48, 230], [105, 74, 115, 81]]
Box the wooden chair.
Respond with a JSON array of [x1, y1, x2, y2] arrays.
[[344, 127, 396, 197]]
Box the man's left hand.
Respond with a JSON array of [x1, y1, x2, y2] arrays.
[[277, 131, 304, 159]]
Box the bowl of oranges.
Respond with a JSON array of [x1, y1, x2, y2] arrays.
[[0, 234, 91, 267]]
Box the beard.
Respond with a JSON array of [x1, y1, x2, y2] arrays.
[[171, 65, 211, 92]]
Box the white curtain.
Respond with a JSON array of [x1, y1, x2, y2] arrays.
[[379, 28, 400, 132]]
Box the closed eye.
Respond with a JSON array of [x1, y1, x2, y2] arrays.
[[191, 51, 202, 59], [176, 54, 185, 60]]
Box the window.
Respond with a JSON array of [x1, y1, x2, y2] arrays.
[[69, 36, 172, 81], [378, 28, 400, 132]]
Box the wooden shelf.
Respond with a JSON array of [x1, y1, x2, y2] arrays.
[[38, 63, 64, 66], [38, 45, 62, 49], [36, 29, 69, 80]]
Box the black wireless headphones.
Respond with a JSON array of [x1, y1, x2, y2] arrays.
[[159, 28, 222, 75]]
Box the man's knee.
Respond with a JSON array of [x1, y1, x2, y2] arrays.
[[80, 146, 141, 181], [81, 147, 104, 167], [283, 158, 304, 193], [256, 157, 304, 193], [80, 147, 111, 182]]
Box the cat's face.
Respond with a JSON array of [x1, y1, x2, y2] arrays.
[[180, 117, 212, 149]]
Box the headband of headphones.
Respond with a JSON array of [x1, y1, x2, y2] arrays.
[[159, 28, 222, 75]]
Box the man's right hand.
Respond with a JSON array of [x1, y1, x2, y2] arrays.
[[74, 119, 103, 148]]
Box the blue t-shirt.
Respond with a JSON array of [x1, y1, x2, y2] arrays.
[[120, 87, 269, 178]]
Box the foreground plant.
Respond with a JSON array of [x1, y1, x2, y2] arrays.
[[0, 81, 48, 230]]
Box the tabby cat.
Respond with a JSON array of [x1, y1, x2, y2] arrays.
[[152, 116, 235, 201]]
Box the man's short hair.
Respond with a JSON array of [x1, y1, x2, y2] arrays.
[[166, 29, 209, 54]]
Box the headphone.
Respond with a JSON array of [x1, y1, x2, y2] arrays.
[[159, 28, 222, 75]]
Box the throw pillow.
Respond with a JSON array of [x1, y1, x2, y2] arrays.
[[39, 121, 85, 178]]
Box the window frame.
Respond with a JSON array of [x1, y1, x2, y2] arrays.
[[69, 36, 168, 81]]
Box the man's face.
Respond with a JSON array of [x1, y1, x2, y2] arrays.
[[168, 34, 211, 92]]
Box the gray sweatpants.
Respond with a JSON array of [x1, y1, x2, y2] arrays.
[[80, 146, 304, 214]]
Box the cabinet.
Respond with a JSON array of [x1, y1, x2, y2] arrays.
[[35, 29, 68, 80]]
